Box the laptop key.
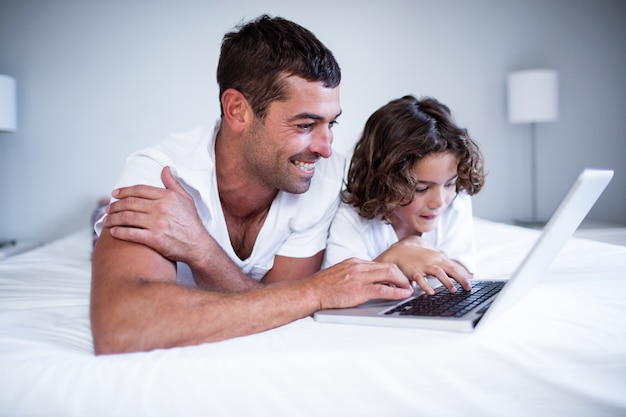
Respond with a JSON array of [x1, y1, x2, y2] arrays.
[[386, 281, 505, 318]]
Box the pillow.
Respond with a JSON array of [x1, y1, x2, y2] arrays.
[[91, 197, 109, 248]]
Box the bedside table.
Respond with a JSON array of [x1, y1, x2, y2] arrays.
[[0, 240, 42, 260]]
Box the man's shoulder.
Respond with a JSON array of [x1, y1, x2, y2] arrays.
[[126, 125, 216, 170]]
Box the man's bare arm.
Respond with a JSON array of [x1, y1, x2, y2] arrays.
[[91, 229, 413, 355]]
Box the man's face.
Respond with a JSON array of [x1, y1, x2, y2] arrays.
[[243, 75, 341, 194]]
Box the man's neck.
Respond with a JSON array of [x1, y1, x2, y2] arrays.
[[214, 128, 278, 220]]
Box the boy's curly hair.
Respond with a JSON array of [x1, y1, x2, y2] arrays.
[[343, 95, 485, 222]]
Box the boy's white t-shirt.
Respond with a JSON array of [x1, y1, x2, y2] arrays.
[[322, 194, 476, 273], [96, 122, 345, 286]]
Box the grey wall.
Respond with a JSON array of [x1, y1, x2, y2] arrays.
[[1, 0, 625, 243]]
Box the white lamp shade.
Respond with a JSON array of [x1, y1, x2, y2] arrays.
[[507, 69, 559, 124], [0, 74, 17, 132]]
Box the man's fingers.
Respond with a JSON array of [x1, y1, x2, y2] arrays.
[[112, 183, 166, 201], [370, 262, 413, 292], [109, 166, 184, 202], [109, 225, 152, 246], [372, 282, 414, 300], [106, 195, 153, 215], [103, 210, 150, 230], [161, 166, 186, 194]]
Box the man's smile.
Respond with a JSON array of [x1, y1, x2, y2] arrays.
[[292, 159, 317, 173]]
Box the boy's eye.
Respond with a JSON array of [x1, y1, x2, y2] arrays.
[[415, 187, 428, 194]]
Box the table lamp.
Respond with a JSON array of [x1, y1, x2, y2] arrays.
[[507, 69, 559, 225]]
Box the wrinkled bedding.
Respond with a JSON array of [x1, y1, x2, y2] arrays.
[[1, 219, 625, 417]]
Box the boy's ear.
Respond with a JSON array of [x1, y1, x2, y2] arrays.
[[221, 88, 253, 133]]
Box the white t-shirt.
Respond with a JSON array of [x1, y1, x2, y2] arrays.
[[96, 122, 345, 286], [322, 194, 476, 273]]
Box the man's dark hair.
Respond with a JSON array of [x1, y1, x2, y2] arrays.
[[217, 15, 341, 119]]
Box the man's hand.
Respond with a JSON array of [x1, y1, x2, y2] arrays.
[[307, 258, 414, 310], [103, 166, 211, 267], [375, 236, 472, 295]]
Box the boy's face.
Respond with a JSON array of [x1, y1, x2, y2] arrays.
[[391, 152, 459, 235], [243, 75, 342, 194]]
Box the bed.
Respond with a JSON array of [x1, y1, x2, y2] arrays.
[[1, 218, 625, 417]]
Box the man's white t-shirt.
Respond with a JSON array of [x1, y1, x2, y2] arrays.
[[96, 122, 345, 286], [322, 194, 476, 273]]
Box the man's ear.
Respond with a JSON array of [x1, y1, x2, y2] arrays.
[[221, 88, 253, 133]]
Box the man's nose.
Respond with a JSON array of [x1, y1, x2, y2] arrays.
[[310, 127, 333, 158]]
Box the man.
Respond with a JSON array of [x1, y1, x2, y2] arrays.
[[91, 15, 413, 355]]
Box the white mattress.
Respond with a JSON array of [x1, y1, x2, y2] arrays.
[[1, 219, 625, 417]]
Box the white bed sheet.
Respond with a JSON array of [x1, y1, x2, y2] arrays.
[[1, 219, 625, 417]]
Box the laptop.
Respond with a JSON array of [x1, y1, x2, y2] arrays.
[[313, 169, 614, 332]]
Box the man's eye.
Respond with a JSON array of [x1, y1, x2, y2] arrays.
[[415, 187, 428, 194], [298, 123, 314, 131], [329, 120, 339, 128]]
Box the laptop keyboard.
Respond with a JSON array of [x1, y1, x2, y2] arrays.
[[384, 280, 505, 318]]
